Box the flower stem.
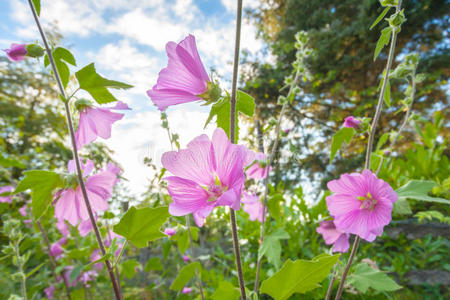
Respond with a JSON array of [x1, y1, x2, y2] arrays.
[[13, 240, 27, 300], [254, 68, 301, 293], [37, 221, 72, 300], [186, 216, 205, 300], [325, 266, 337, 300], [228, 0, 246, 298], [334, 237, 360, 300], [26, 1, 121, 299]]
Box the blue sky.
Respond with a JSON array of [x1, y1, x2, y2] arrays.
[[0, 0, 264, 196]]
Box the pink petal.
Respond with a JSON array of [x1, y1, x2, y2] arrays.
[[147, 88, 201, 111], [55, 189, 80, 226], [75, 111, 98, 149], [178, 35, 210, 83], [332, 233, 350, 253], [165, 176, 210, 216], [86, 107, 124, 139]]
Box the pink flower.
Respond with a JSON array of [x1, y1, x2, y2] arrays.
[[147, 35, 211, 111], [326, 170, 397, 242], [105, 230, 124, 256], [0, 185, 13, 203], [106, 163, 122, 184], [90, 249, 103, 270], [242, 192, 264, 222], [54, 159, 116, 226], [164, 228, 176, 236], [343, 116, 361, 129], [44, 285, 55, 299], [78, 218, 95, 237], [19, 204, 28, 216], [245, 151, 270, 180], [50, 237, 67, 260], [57, 219, 70, 236], [316, 220, 350, 253], [183, 255, 190, 263], [80, 270, 98, 287], [3, 44, 27, 62], [162, 128, 247, 226], [75, 101, 130, 149], [182, 287, 193, 294]]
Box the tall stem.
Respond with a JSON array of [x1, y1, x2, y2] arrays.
[[325, 266, 337, 300], [26, 1, 121, 299], [229, 0, 246, 298], [335, 2, 402, 299], [186, 216, 205, 300], [254, 68, 301, 292]]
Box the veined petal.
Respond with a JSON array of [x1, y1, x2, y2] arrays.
[[165, 176, 209, 216], [75, 111, 98, 149], [86, 108, 124, 140], [147, 88, 201, 111]]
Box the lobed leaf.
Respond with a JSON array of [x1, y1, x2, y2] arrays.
[[374, 27, 392, 61], [396, 180, 449, 205], [170, 262, 200, 290], [348, 263, 402, 293], [212, 281, 240, 300], [370, 7, 391, 30], [330, 127, 355, 162]]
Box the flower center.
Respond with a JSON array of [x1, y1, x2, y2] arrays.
[[205, 176, 227, 202], [357, 192, 377, 211]]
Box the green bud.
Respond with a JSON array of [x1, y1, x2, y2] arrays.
[[415, 73, 426, 83], [379, 0, 397, 7], [74, 99, 93, 111], [388, 9, 406, 27], [198, 81, 222, 105], [62, 173, 78, 189], [277, 95, 287, 105], [26, 44, 45, 58], [269, 118, 278, 126]]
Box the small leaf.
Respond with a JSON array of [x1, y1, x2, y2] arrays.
[[330, 127, 355, 162], [260, 254, 340, 300], [14, 170, 64, 219], [52, 47, 77, 89], [392, 198, 412, 215], [396, 180, 450, 205], [376, 132, 390, 151], [144, 257, 163, 272], [113, 206, 169, 248], [32, 0, 40, 16], [374, 27, 392, 61], [170, 262, 200, 291], [369, 153, 383, 172], [69, 265, 85, 283], [370, 7, 391, 30], [212, 281, 240, 300], [258, 229, 290, 268], [26, 262, 44, 278], [384, 78, 391, 106], [75, 63, 133, 104], [348, 263, 402, 293], [175, 229, 190, 254], [121, 259, 140, 279]]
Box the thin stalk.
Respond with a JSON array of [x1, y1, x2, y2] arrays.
[[254, 68, 301, 292], [113, 239, 128, 267], [27, 1, 122, 298], [37, 221, 72, 300], [186, 216, 205, 300], [325, 266, 337, 300], [228, 0, 246, 298], [335, 2, 402, 299], [14, 242, 27, 300]]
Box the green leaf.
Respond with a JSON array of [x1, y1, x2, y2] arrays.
[[260, 254, 340, 300], [53, 47, 76, 66], [370, 7, 391, 30], [374, 27, 392, 61], [392, 198, 412, 215], [144, 257, 163, 272], [51, 47, 77, 89], [175, 229, 190, 254], [0, 154, 26, 169], [330, 127, 355, 162], [212, 281, 240, 300], [26, 262, 44, 278], [258, 229, 290, 268], [113, 206, 169, 248], [384, 78, 391, 106], [170, 262, 200, 291], [121, 259, 140, 279], [69, 265, 85, 283], [14, 170, 64, 219], [348, 263, 402, 293], [204, 90, 255, 140], [415, 210, 450, 224], [376, 132, 390, 151], [75, 63, 133, 104], [32, 0, 40, 16], [369, 153, 383, 172], [396, 180, 450, 205]]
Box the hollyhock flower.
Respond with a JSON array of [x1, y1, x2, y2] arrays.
[[50, 237, 67, 260], [54, 159, 117, 226], [182, 287, 193, 294], [245, 151, 270, 180], [75, 100, 130, 149], [57, 219, 70, 236], [182, 255, 190, 263], [162, 128, 247, 226], [343, 116, 361, 129], [106, 162, 121, 184], [90, 249, 103, 271], [326, 170, 397, 242], [164, 228, 176, 236], [147, 34, 218, 111], [316, 220, 350, 253], [19, 204, 28, 216], [78, 218, 94, 237], [3, 44, 27, 62], [80, 270, 98, 287], [242, 192, 264, 222], [44, 285, 55, 299], [0, 185, 13, 203]]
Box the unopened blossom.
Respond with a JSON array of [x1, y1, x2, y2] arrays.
[[54, 159, 117, 226], [326, 170, 397, 242], [183, 255, 190, 263], [147, 35, 216, 110], [316, 220, 350, 253], [242, 192, 264, 222], [182, 287, 193, 294], [0, 185, 13, 203], [343, 116, 361, 129], [75, 101, 130, 149], [44, 285, 55, 300], [245, 151, 270, 180], [3, 44, 27, 62], [164, 228, 176, 236], [162, 128, 247, 226]]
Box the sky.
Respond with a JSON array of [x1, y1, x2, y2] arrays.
[[0, 0, 266, 196]]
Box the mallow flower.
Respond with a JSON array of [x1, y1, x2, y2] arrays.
[[182, 287, 193, 294], [242, 192, 264, 222], [54, 159, 117, 226], [0, 185, 13, 203], [316, 220, 350, 253], [164, 228, 177, 236], [147, 34, 220, 110], [50, 237, 67, 260], [183, 255, 191, 263], [343, 116, 361, 129], [162, 128, 247, 226], [245, 151, 270, 180], [3, 44, 27, 62], [326, 170, 397, 242], [74, 100, 130, 149], [44, 286, 55, 300]]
